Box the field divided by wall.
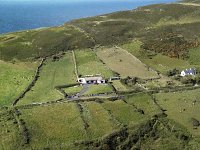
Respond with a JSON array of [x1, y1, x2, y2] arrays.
[[17, 52, 77, 105], [96, 46, 158, 79]]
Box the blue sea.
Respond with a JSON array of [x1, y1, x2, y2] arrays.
[[0, 0, 177, 34]]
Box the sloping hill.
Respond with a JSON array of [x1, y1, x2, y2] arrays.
[[1, 2, 200, 61]]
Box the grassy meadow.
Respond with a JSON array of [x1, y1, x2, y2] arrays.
[[189, 47, 200, 65], [96, 47, 158, 79], [111, 80, 129, 92], [0, 109, 23, 150], [125, 93, 161, 116], [19, 103, 87, 149], [17, 52, 77, 105], [102, 100, 145, 127], [75, 49, 114, 78], [121, 41, 194, 75], [64, 85, 83, 96], [84, 84, 113, 95], [155, 89, 200, 136], [0, 60, 38, 106], [81, 101, 119, 139]]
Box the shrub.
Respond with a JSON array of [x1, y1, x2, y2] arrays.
[[191, 118, 199, 127], [166, 68, 179, 77], [180, 76, 196, 85]]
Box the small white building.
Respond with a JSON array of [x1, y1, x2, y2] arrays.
[[78, 76, 106, 84], [180, 68, 196, 77]]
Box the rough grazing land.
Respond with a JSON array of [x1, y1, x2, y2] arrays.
[[96, 47, 158, 79], [156, 89, 200, 136], [0, 109, 22, 149], [121, 41, 194, 74]]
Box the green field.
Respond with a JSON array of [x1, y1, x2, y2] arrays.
[[96, 47, 158, 79], [125, 93, 161, 116], [84, 84, 113, 95], [17, 52, 77, 105], [19, 103, 87, 149], [81, 101, 119, 139], [189, 47, 200, 65], [0, 60, 38, 106], [75, 49, 114, 78], [121, 41, 194, 74], [155, 89, 200, 136], [0, 109, 22, 150], [1, 1, 200, 149], [64, 84, 113, 96], [111, 80, 130, 92], [64, 85, 83, 96], [102, 100, 145, 127]]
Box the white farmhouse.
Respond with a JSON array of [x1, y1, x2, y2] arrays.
[[180, 68, 196, 77], [78, 76, 106, 84]]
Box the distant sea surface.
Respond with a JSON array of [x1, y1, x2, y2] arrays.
[[0, 0, 177, 34]]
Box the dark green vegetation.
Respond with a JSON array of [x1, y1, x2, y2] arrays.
[[1, 0, 200, 149], [182, 0, 200, 3], [0, 26, 94, 61], [1, 2, 200, 61]]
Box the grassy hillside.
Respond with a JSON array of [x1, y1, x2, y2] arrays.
[[17, 52, 76, 105], [1, 1, 200, 149], [0, 25, 94, 61], [1, 2, 200, 61], [182, 0, 200, 3], [0, 60, 38, 106]]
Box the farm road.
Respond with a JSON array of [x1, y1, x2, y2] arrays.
[[77, 84, 89, 96]]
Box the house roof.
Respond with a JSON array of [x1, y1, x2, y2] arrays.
[[80, 76, 103, 81], [182, 68, 196, 75]]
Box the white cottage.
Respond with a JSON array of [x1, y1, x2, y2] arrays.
[[78, 76, 106, 84], [180, 68, 196, 77]]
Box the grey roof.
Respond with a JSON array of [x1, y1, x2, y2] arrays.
[[183, 68, 196, 75], [84, 77, 103, 81]]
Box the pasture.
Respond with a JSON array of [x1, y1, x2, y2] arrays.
[[189, 47, 200, 65], [155, 89, 200, 136], [0, 108, 22, 150], [96, 47, 158, 79], [121, 41, 194, 74], [84, 84, 113, 95], [102, 100, 145, 127], [75, 49, 114, 78], [111, 80, 129, 92], [17, 52, 77, 105], [19, 103, 87, 149], [64, 84, 113, 96], [0, 60, 38, 106], [64, 85, 83, 96], [125, 93, 161, 116], [81, 101, 119, 139]]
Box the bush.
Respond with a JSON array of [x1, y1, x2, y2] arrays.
[[180, 76, 196, 85], [191, 118, 199, 127], [166, 68, 179, 77]]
